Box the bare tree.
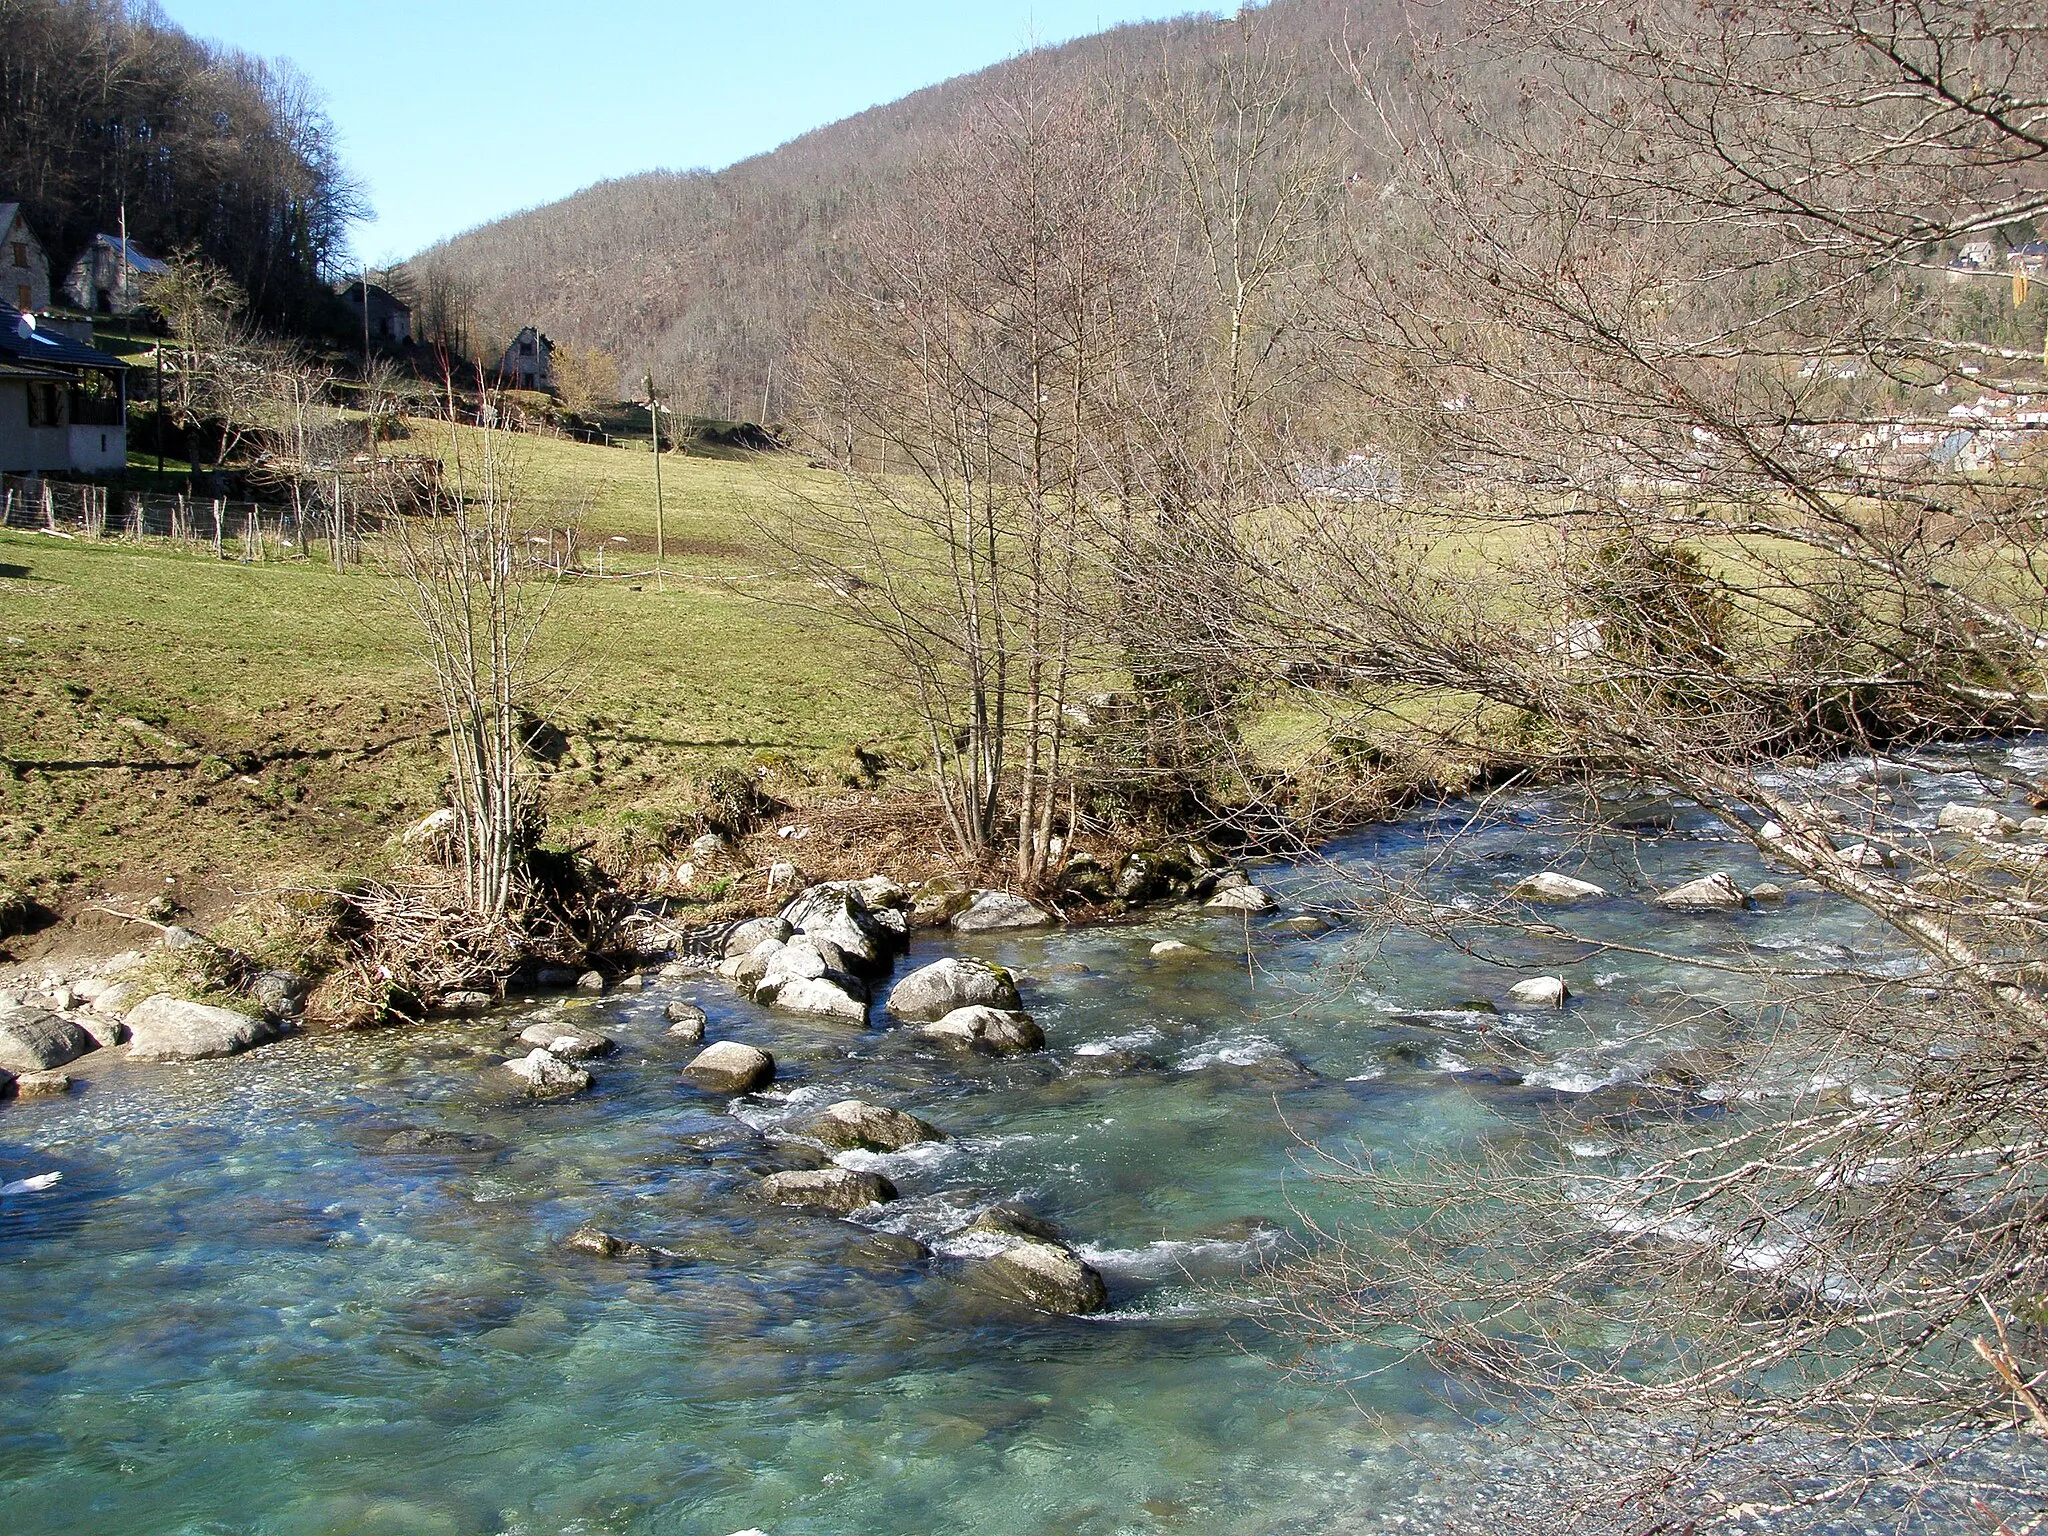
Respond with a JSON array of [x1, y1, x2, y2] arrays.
[[381, 404, 559, 920], [785, 80, 1149, 885], [1172, 1, 2048, 1526]]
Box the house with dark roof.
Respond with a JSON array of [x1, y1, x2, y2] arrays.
[[63, 233, 168, 315], [0, 204, 52, 315], [341, 280, 413, 348], [500, 326, 555, 393], [0, 303, 128, 474], [2011, 240, 2048, 280]]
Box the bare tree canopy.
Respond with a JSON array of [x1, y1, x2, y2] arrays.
[[0, 0, 365, 325]]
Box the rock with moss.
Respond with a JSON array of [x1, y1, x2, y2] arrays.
[[952, 891, 1053, 932], [885, 958, 1021, 1021]]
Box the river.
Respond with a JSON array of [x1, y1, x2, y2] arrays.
[[2, 745, 2040, 1534]]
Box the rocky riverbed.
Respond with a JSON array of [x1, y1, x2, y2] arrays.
[[3, 745, 2046, 1533]]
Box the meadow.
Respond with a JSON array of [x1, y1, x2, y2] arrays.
[[0, 431, 915, 933]]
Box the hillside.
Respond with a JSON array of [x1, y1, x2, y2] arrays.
[[405, 0, 1414, 422]]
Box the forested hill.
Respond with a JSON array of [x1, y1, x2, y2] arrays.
[[405, 0, 1413, 422], [0, 0, 362, 329]]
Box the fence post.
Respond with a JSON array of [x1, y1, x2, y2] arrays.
[[211, 499, 223, 558], [43, 481, 57, 534]]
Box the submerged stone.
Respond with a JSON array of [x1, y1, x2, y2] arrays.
[[754, 1167, 897, 1214]]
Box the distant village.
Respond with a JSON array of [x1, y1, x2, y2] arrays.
[[1, 199, 558, 482]]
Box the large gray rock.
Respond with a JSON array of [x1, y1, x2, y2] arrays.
[[1205, 883, 1276, 914], [1508, 976, 1569, 1008], [1939, 803, 2019, 836], [1655, 872, 1749, 912], [502, 1048, 592, 1097], [920, 1006, 1044, 1056], [518, 1022, 615, 1059], [770, 975, 868, 1022], [723, 916, 792, 959], [719, 937, 784, 991], [755, 1167, 897, 1214], [952, 891, 1053, 932], [783, 886, 891, 969], [807, 1099, 947, 1153], [124, 995, 279, 1063], [975, 1239, 1108, 1315], [0, 1006, 97, 1074], [1510, 872, 1607, 904], [886, 958, 1021, 1021], [665, 1001, 708, 1041], [758, 934, 852, 990], [685, 1041, 775, 1093]]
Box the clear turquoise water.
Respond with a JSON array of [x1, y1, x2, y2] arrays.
[[0, 754, 1999, 1536]]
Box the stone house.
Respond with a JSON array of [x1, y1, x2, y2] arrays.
[[341, 280, 413, 347], [0, 205, 52, 315], [0, 302, 128, 474], [500, 326, 555, 393], [63, 233, 168, 315]]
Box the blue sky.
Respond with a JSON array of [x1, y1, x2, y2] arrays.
[[151, 1, 1217, 265]]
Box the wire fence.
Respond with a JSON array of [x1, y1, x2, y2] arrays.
[[1, 474, 368, 565]]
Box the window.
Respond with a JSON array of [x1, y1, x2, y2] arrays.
[[10, 242, 24, 268], [15, 284, 28, 311], [519, 339, 533, 356], [26, 381, 65, 428]]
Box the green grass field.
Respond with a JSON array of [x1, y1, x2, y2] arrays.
[[0, 443, 916, 925]]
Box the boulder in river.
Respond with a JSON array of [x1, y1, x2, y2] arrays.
[[1151, 939, 1199, 957], [685, 1040, 775, 1093], [125, 995, 279, 1062], [565, 1226, 648, 1260], [1510, 872, 1607, 904], [1206, 883, 1276, 913], [755, 1167, 897, 1214], [724, 916, 792, 959], [1938, 803, 2019, 836], [952, 891, 1053, 932], [1654, 872, 1749, 911], [13, 1070, 72, 1098], [974, 1238, 1109, 1315], [783, 884, 892, 968], [664, 1001, 708, 1041], [757, 933, 854, 990], [503, 1048, 593, 1098], [517, 1022, 615, 1060], [0, 1006, 97, 1075], [770, 975, 868, 1022], [966, 1203, 1066, 1243], [807, 1099, 947, 1153], [886, 958, 1022, 1021], [436, 990, 494, 1017], [1507, 976, 1570, 1008], [575, 970, 606, 993], [920, 1006, 1044, 1056], [1749, 882, 1787, 903]]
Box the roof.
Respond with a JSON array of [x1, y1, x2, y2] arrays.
[[0, 303, 128, 370], [340, 281, 410, 312], [79, 233, 168, 276], [0, 203, 19, 236], [0, 357, 73, 382]]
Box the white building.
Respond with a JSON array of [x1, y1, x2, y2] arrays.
[[0, 303, 128, 474]]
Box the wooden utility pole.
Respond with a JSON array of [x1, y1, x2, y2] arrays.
[[646, 373, 665, 587]]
